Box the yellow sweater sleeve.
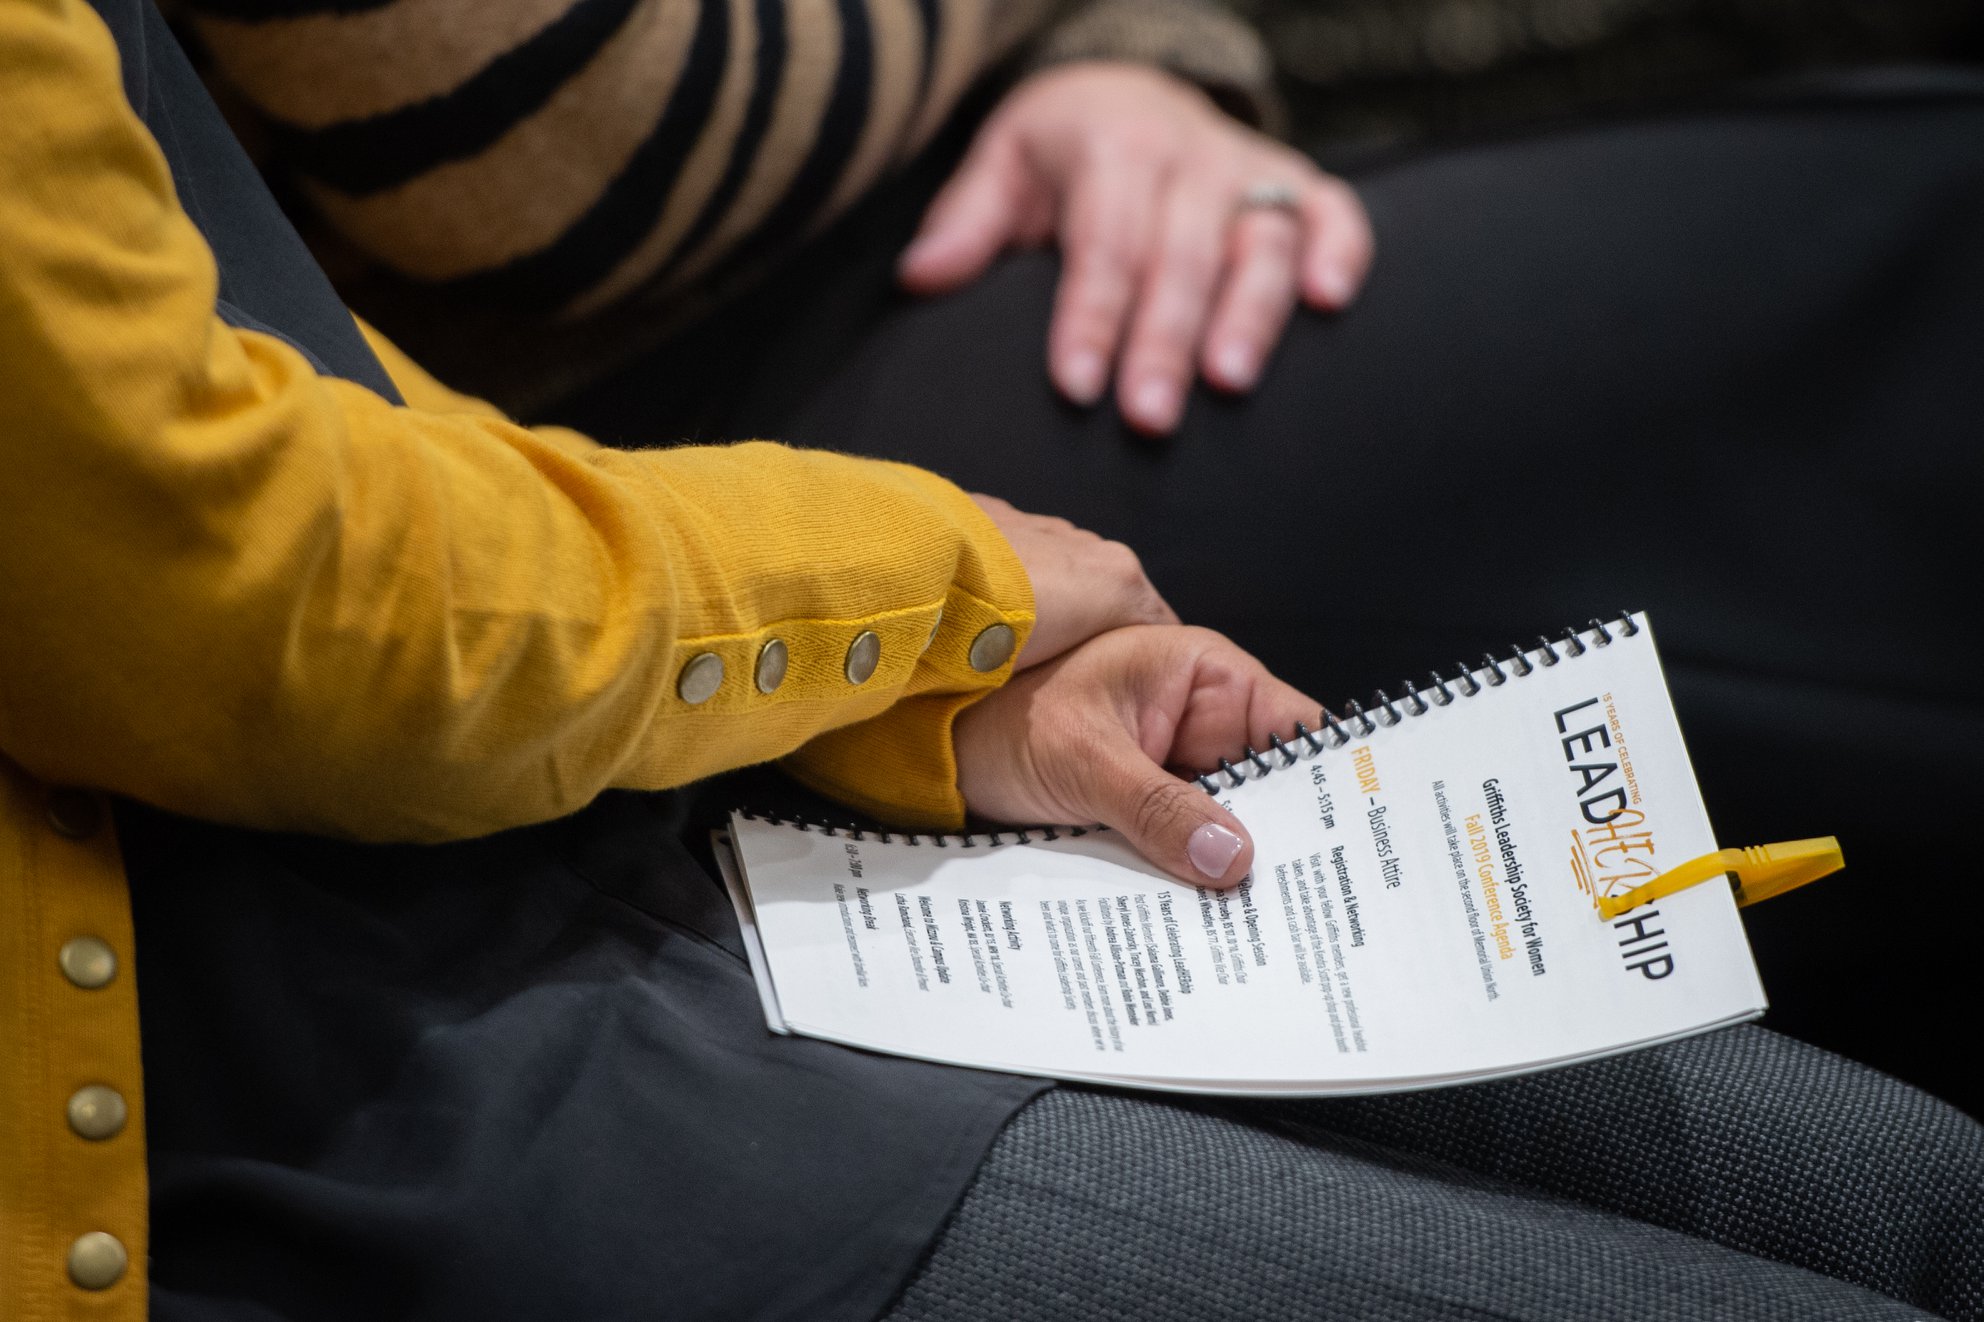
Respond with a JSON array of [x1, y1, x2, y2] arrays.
[[0, 0, 1032, 841]]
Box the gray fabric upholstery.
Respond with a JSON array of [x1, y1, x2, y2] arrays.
[[881, 1028, 1981, 1321]]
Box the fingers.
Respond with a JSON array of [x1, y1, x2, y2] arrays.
[[953, 623, 1322, 889], [1084, 630, 1320, 886], [1167, 649, 1321, 774], [1201, 164, 1366, 392], [1087, 719, 1256, 888], [1058, 159, 1371, 432], [1201, 207, 1301, 393], [1296, 172, 1374, 311], [1117, 178, 1227, 435], [897, 137, 1032, 295], [1048, 159, 1160, 407]]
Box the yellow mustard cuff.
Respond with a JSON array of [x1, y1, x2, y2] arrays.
[[784, 690, 985, 830], [781, 485, 1034, 827]]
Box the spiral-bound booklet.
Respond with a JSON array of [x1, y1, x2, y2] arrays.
[[716, 613, 1768, 1095]]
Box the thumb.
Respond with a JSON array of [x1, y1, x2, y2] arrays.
[[897, 140, 1027, 294], [1086, 727, 1256, 889]]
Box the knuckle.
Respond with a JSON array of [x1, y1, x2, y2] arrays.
[[1312, 176, 1369, 229], [1100, 124, 1163, 162], [1130, 781, 1193, 847], [1048, 720, 1116, 803], [1313, 172, 1357, 206], [1134, 329, 1195, 376], [1072, 221, 1135, 272], [1241, 215, 1300, 263], [1077, 120, 1131, 155], [1279, 146, 1326, 181], [1099, 538, 1147, 582], [1066, 269, 1131, 327], [1129, 308, 1198, 364], [1232, 278, 1295, 326], [1159, 240, 1218, 292]]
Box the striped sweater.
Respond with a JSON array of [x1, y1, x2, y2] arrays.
[[176, 0, 1274, 404]]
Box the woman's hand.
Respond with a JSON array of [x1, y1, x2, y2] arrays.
[[899, 62, 1373, 437], [971, 493, 1176, 668], [954, 625, 1319, 888]]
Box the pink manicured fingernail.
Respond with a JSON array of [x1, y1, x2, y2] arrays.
[[1062, 351, 1106, 405], [1213, 343, 1257, 390], [1129, 378, 1180, 431], [1188, 823, 1245, 880]]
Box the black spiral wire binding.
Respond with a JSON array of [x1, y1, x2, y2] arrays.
[[733, 806, 1096, 848], [1189, 611, 1641, 800], [737, 613, 1642, 844]]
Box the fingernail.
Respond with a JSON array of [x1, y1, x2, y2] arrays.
[[1129, 378, 1180, 432], [1213, 343, 1257, 390], [1061, 351, 1106, 406], [1188, 823, 1245, 880]]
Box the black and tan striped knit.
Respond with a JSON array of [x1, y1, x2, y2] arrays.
[[174, 0, 1273, 403]]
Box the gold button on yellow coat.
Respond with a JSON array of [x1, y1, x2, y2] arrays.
[[755, 639, 790, 694], [969, 623, 1019, 673], [67, 1085, 129, 1141], [57, 935, 118, 990], [845, 631, 883, 685], [67, 1231, 128, 1291]]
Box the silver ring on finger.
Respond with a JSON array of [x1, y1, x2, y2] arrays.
[[1236, 180, 1301, 218]]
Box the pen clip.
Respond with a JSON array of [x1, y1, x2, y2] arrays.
[[1595, 837, 1843, 921]]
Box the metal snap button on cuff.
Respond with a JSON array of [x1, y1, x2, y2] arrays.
[[754, 639, 789, 695], [968, 623, 1017, 673], [57, 937, 117, 990], [844, 631, 881, 685], [68, 1085, 128, 1141], [68, 1231, 127, 1290], [677, 652, 724, 705]]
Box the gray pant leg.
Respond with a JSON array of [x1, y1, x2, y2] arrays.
[[1263, 1025, 1984, 1315], [882, 1029, 1980, 1321]]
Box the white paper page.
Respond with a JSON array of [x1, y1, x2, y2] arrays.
[[730, 616, 1766, 1091], [713, 831, 788, 1034]]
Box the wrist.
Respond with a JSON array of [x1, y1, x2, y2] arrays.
[[1022, 0, 1283, 132]]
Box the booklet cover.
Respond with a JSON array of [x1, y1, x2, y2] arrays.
[[718, 614, 1766, 1096]]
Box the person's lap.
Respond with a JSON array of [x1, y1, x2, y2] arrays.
[[557, 75, 1984, 1114], [131, 768, 1982, 1320], [884, 1031, 1981, 1320], [130, 787, 1042, 1322]]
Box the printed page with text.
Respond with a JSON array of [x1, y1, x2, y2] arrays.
[[721, 615, 1766, 1095]]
